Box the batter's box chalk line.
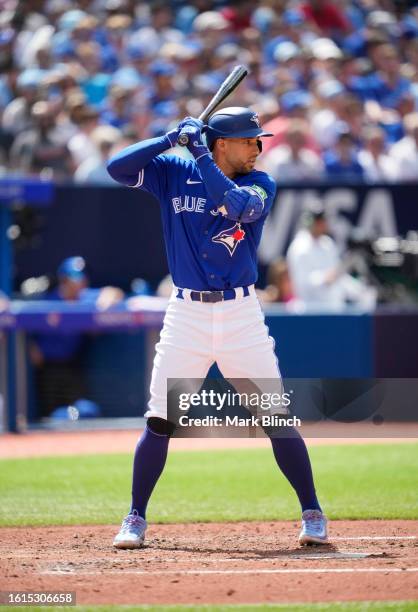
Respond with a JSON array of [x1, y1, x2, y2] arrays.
[[127, 551, 386, 561], [331, 536, 417, 541], [41, 567, 418, 576]]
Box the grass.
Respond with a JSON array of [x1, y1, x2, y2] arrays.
[[0, 444, 417, 527], [1, 602, 417, 611]]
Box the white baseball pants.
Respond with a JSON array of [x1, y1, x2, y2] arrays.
[[145, 286, 282, 419]]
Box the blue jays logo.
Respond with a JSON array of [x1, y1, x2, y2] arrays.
[[251, 113, 260, 127], [212, 223, 246, 256]]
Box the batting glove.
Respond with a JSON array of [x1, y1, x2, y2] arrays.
[[222, 187, 264, 223], [165, 127, 181, 148], [178, 117, 204, 131], [177, 117, 210, 160]]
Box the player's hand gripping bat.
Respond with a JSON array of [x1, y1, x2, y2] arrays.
[[177, 65, 248, 146]]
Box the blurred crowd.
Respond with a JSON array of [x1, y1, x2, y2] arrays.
[[1, 0, 418, 183]]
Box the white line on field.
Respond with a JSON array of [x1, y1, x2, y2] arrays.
[[101, 551, 378, 563], [331, 536, 417, 541], [43, 567, 418, 576]]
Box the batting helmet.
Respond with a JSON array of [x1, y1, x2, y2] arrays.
[[204, 107, 273, 150]]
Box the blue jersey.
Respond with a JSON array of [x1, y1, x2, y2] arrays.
[[108, 137, 276, 291]]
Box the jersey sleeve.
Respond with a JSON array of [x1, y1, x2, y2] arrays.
[[106, 135, 172, 201], [195, 154, 237, 204], [131, 155, 169, 202]]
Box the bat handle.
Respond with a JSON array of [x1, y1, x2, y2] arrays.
[[177, 132, 189, 146], [178, 111, 207, 146]]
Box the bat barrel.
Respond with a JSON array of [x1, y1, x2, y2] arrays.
[[176, 65, 248, 147]]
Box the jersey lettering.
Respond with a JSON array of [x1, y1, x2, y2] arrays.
[[172, 196, 206, 214]]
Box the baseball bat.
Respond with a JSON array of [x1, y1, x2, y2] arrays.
[[177, 65, 248, 146]]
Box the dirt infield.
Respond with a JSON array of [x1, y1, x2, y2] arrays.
[[1, 521, 417, 605]]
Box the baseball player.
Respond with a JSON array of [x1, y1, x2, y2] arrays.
[[107, 108, 328, 548]]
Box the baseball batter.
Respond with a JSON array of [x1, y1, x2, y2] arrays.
[[107, 108, 328, 548]]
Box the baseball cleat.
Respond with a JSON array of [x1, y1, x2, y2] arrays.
[[113, 511, 147, 549], [298, 509, 328, 546]]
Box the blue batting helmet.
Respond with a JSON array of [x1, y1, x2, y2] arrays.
[[204, 107, 273, 150]]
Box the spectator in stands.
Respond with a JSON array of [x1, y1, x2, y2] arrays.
[[311, 80, 348, 150], [404, 37, 418, 75], [74, 124, 122, 184], [0, 53, 17, 168], [389, 111, 418, 181], [121, 40, 153, 84], [2, 68, 41, 138], [309, 36, 344, 78], [9, 100, 71, 179], [311, 84, 366, 151], [286, 204, 375, 309], [261, 90, 319, 156], [342, 13, 390, 58], [324, 129, 364, 182], [299, 0, 351, 38], [261, 8, 306, 66], [127, 0, 183, 58], [192, 11, 230, 54], [99, 85, 136, 130], [358, 125, 397, 182], [332, 53, 362, 89], [67, 105, 100, 172], [259, 259, 296, 304], [261, 119, 324, 182], [148, 60, 179, 107], [338, 96, 367, 147], [1, 0, 418, 185], [273, 40, 305, 84], [102, 13, 132, 70], [76, 40, 112, 107], [362, 94, 409, 146], [59, 88, 90, 140], [28, 256, 124, 418], [220, 0, 253, 33], [350, 43, 412, 111]]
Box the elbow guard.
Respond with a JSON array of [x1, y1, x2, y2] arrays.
[[222, 186, 264, 223]]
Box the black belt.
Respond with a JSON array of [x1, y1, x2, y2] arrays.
[[177, 286, 251, 303]]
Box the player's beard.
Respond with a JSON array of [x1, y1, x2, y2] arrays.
[[218, 147, 258, 176], [234, 157, 257, 174], [242, 159, 257, 173]]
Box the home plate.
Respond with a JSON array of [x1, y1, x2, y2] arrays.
[[286, 551, 385, 560]]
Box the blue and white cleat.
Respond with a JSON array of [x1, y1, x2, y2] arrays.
[[299, 509, 328, 546], [113, 511, 147, 549]]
